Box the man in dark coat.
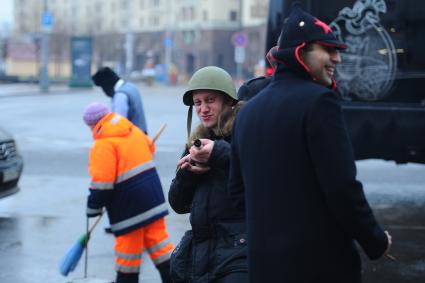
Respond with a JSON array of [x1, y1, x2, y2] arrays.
[[229, 4, 392, 283]]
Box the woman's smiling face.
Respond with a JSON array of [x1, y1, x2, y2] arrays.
[[192, 90, 226, 128]]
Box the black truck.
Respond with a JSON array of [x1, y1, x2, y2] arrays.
[[266, 0, 425, 164]]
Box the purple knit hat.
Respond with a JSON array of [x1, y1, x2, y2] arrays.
[[83, 102, 110, 126]]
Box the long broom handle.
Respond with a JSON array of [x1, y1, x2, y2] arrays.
[[152, 123, 167, 144], [84, 212, 104, 278], [84, 217, 89, 278], [88, 212, 104, 235]]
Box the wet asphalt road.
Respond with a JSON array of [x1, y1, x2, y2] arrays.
[[0, 84, 190, 283], [0, 83, 424, 283]]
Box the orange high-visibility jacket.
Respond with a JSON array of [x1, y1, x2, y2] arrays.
[[86, 113, 168, 236]]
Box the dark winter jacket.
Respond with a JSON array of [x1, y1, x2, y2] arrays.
[[229, 67, 388, 283], [237, 76, 272, 101], [169, 132, 247, 283]]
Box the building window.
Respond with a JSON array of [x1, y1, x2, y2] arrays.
[[140, 18, 144, 27], [140, 0, 144, 9], [250, 3, 268, 18], [230, 11, 237, 21], [97, 20, 102, 32], [203, 11, 208, 21], [72, 5, 78, 16], [181, 7, 186, 22], [183, 30, 196, 44], [249, 31, 259, 44], [189, 6, 195, 20], [150, 16, 159, 26], [95, 2, 102, 12], [216, 54, 224, 67]]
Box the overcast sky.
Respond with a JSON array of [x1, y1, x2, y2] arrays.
[[0, 0, 13, 26]]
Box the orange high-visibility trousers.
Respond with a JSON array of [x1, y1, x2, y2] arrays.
[[114, 217, 174, 273]]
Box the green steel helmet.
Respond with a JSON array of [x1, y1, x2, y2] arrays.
[[183, 66, 237, 106]]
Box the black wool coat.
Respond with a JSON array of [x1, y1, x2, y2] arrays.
[[169, 134, 247, 283], [229, 69, 388, 283]]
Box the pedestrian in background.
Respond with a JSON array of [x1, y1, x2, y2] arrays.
[[236, 45, 278, 101], [92, 66, 148, 134], [229, 4, 391, 283], [168, 66, 248, 283], [83, 102, 173, 283]]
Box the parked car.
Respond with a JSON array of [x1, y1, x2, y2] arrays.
[[0, 127, 23, 199]]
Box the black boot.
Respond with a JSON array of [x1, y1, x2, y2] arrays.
[[116, 272, 139, 283], [156, 259, 172, 283]]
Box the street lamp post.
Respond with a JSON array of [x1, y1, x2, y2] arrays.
[[236, 0, 243, 83], [40, 0, 51, 93], [125, 0, 134, 77], [164, 0, 173, 84]]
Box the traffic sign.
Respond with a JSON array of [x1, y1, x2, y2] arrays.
[[234, 46, 246, 63], [164, 37, 173, 48], [41, 11, 53, 32], [232, 32, 248, 47]]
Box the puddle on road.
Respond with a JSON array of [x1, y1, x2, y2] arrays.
[[0, 217, 21, 252], [0, 215, 58, 247], [0, 214, 58, 227]]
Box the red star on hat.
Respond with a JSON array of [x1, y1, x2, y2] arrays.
[[314, 18, 332, 34]]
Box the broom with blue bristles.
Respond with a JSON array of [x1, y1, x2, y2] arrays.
[[59, 212, 104, 277]]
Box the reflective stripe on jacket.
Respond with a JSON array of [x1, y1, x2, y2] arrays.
[[87, 113, 167, 236]]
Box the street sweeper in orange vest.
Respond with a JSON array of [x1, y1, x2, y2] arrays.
[[82, 102, 173, 283]]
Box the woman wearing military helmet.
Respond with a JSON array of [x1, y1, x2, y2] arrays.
[[168, 66, 248, 283]]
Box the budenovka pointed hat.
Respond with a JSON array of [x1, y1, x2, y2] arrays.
[[270, 3, 347, 88], [277, 2, 347, 50]]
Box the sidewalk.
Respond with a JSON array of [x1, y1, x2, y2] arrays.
[[0, 82, 187, 98], [0, 83, 86, 98]]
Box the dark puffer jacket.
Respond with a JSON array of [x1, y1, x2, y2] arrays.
[[237, 75, 272, 101], [169, 133, 247, 283]]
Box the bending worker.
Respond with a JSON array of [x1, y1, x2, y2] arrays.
[[83, 102, 173, 283]]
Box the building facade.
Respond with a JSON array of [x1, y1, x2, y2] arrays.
[[12, 0, 268, 79]]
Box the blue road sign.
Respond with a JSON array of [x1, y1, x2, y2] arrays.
[[232, 32, 248, 47], [41, 11, 53, 28], [164, 37, 173, 48]]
